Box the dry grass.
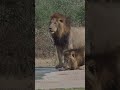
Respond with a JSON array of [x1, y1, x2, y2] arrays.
[[35, 58, 58, 67], [37, 88, 85, 90], [35, 27, 57, 67]]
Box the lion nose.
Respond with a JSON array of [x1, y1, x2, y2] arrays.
[[49, 28, 52, 32], [49, 28, 52, 30]]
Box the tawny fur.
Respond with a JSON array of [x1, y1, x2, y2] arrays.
[[63, 48, 85, 70], [49, 13, 85, 68]]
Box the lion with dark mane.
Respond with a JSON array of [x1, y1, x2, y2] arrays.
[[49, 13, 85, 68]]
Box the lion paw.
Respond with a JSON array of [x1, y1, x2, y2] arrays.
[[55, 64, 63, 69], [58, 67, 66, 71], [79, 65, 85, 70]]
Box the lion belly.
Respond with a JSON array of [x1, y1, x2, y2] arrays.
[[68, 27, 85, 49]]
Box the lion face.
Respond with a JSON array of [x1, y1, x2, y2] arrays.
[[64, 51, 78, 70], [49, 18, 64, 34]]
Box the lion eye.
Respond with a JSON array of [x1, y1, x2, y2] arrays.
[[59, 20, 63, 23], [72, 53, 75, 58]]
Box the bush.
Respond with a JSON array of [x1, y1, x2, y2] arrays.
[[35, 0, 85, 29]]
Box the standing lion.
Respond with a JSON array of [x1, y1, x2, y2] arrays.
[[49, 13, 85, 68]]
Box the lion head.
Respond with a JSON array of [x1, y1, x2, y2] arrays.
[[63, 48, 85, 70], [49, 13, 71, 46], [63, 50, 78, 70], [49, 13, 70, 38]]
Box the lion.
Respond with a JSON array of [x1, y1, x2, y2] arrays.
[[63, 48, 85, 70], [49, 13, 85, 68]]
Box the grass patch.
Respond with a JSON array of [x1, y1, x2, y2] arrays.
[[37, 88, 85, 90]]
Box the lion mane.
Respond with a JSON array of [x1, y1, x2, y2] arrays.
[[50, 13, 70, 48]]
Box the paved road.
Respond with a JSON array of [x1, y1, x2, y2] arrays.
[[35, 68, 85, 89]]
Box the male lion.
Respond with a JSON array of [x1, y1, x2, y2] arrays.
[[49, 13, 85, 68], [63, 48, 85, 70]]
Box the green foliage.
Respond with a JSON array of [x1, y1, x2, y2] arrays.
[[35, 0, 85, 59], [35, 0, 85, 29]]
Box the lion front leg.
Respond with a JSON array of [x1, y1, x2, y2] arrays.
[[56, 47, 64, 69]]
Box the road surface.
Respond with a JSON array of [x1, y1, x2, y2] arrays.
[[35, 68, 85, 89]]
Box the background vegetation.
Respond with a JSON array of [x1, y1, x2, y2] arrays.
[[35, 0, 85, 67]]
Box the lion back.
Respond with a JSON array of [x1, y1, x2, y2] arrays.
[[68, 27, 85, 49]]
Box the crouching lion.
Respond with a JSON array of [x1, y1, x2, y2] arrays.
[[63, 48, 85, 70], [49, 13, 85, 68]]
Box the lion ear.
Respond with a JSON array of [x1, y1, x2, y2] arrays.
[[65, 17, 71, 27]]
